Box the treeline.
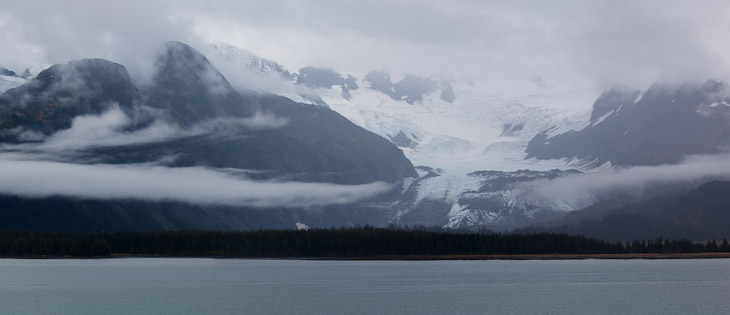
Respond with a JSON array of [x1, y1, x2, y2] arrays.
[[0, 227, 728, 258]]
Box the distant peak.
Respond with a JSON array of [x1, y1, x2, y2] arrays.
[[164, 40, 194, 50], [156, 41, 224, 79], [209, 41, 293, 79], [297, 66, 358, 90], [0, 66, 19, 77], [32, 58, 132, 88], [364, 71, 453, 104]]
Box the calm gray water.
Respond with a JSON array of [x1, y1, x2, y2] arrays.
[[1, 258, 729, 314]]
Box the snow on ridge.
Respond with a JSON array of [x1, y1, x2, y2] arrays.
[[414, 171, 483, 204], [590, 109, 614, 127], [210, 41, 291, 77], [0, 75, 26, 94], [322, 79, 590, 173], [634, 90, 646, 103]]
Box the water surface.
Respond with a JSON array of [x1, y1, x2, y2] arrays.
[[1, 258, 729, 314]]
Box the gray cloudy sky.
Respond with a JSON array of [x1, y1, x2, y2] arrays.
[[2, 0, 730, 92]]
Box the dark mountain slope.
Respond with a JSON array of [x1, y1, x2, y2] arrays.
[[0, 195, 390, 232], [211, 93, 418, 183], [144, 41, 253, 125], [133, 42, 416, 183], [526, 81, 730, 166], [530, 181, 730, 241]]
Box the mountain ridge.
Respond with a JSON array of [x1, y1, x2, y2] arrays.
[[0, 41, 417, 231]]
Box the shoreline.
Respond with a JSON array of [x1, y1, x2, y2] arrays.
[[4, 252, 730, 260], [313, 252, 730, 261]]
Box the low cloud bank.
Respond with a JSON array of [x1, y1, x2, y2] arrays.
[[5, 105, 289, 152], [524, 154, 730, 211], [0, 155, 391, 207]]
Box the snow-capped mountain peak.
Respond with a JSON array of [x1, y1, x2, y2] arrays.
[[211, 41, 293, 79]]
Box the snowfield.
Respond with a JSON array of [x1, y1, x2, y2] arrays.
[[0, 75, 25, 94]]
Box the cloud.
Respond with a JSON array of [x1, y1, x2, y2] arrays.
[[231, 111, 289, 130], [2, 0, 729, 98], [523, 154, 730, 211], [184, 0, 730, 91], [0, 154, 391, 207], [32, 105, 183, 151], [4, 104, 288, 152]]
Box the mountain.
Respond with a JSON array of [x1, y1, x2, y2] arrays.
[[0, 41, 416, 231], [364, 71, 454, 104], [146, 43, 415, 183], [0, 59, 140, 140], [197, 43, 730, 237], [208, 42, 328, 106], [297, 67, 359, 90], [8, 40, 730, 236], [211, 42, 293, 80], [390, 168, 581, 230], [313, 71, 588, 230], [201, 43, 593, 230], [0, 67, 20, 77], [145, 42, 254, 125], [297, 67, 358, 101], [526, 81, 730, 166], [281, 66, 586, 230], [201, 42, 730, 236], [527, 180, 730, 240]]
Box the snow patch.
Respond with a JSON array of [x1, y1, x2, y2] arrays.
[[591, 109, 614, 127], [634, 90, 646, 103], [415, 171, 482, 204]]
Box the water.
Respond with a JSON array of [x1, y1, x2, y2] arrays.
[[1, 258, 729, 314]]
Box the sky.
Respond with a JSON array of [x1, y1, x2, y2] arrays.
[[2, 0, 730, 94]]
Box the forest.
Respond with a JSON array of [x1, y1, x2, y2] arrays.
[[1, 227, 728, 258]]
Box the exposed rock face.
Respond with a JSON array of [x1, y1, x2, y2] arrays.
[[364, 71, 454, 104]]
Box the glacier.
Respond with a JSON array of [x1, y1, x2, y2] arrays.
[[199, 42, 602, 229]]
